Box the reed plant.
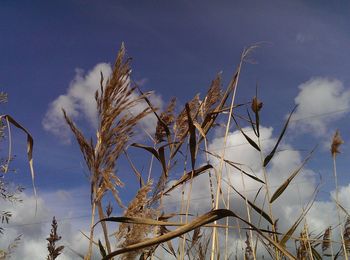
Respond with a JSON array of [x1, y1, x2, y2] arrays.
[[61, 44, 350, 260]]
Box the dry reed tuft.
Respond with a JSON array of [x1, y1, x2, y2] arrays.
[[322, 226, 332, 253], [251, 96, 263, 113], [331, 129, 343, 156], [60, 43, 350, 260], [155, 97, 176, 143], [174, 94, 200, 141], [63, 43, 152, 258], [116, 181, 155, 260], [201, 73, 222, 118], [46, 217, 64, 260]]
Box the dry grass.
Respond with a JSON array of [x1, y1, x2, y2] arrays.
[[3, 42, 342, 259], [60, 43, 350, 259]]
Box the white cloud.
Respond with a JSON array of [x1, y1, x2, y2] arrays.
[[0, 189, 104, 259], [291, 77, 350, 136], [43, 63, 163, 143]]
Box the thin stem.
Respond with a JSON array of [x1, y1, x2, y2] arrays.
[[97, 200, 112, 256], [210, 52, 243, 260], [333, 155, 348, 260]]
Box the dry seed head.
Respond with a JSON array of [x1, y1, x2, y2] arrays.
[[46, 216, 64, 260], [203, 73, 222, 115], [174, 94, 200, 140], [117, 181, 155, 259], [331, 129, 344, 156], [251, 96, 263, 113], [322, 226, 332, 253], [106, 202, 113, 217], [155, 97, 176, 143]]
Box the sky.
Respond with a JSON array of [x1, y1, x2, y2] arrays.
[[1, 0, 350, 258]]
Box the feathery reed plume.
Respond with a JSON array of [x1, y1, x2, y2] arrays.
[[331, 130, 343, 156], [155, 97, 176, 143], [46, 217, 64, 260], [174, 94, 200, 141], [296, 229, 308, 260], [116, 181, 155, 260], [202, 73, 222, 117], [63, 43, 152, 258]]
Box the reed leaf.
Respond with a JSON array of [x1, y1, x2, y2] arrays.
[[263, 105, 297, 167], [270, 147, 315, 203], [98, 240, 107, 258], [228, 182, 273, 225], [204, 150, 265, 184], [0, 115, 36, 208], [186, 103, 197, 170]]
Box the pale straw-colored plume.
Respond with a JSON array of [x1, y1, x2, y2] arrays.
[[331, 129, 344, 156]]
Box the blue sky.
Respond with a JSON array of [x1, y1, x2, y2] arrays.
[[2, 0, 350, 192], [2, 1, 350, 258]]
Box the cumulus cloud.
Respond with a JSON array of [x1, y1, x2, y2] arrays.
[[291, 77, 350, 136], [162, 125, 350, 257], [43, 63, 163, 143], [0, 189, 103, 259]]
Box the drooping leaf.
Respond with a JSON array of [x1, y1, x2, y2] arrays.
[[131, 143, 160, 161], [1, 115, 36, 210], [163, 164, 213, 195], [98, 209, 296, 260]]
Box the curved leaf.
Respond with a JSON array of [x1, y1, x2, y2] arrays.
[[263, 105, 297, 167]]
